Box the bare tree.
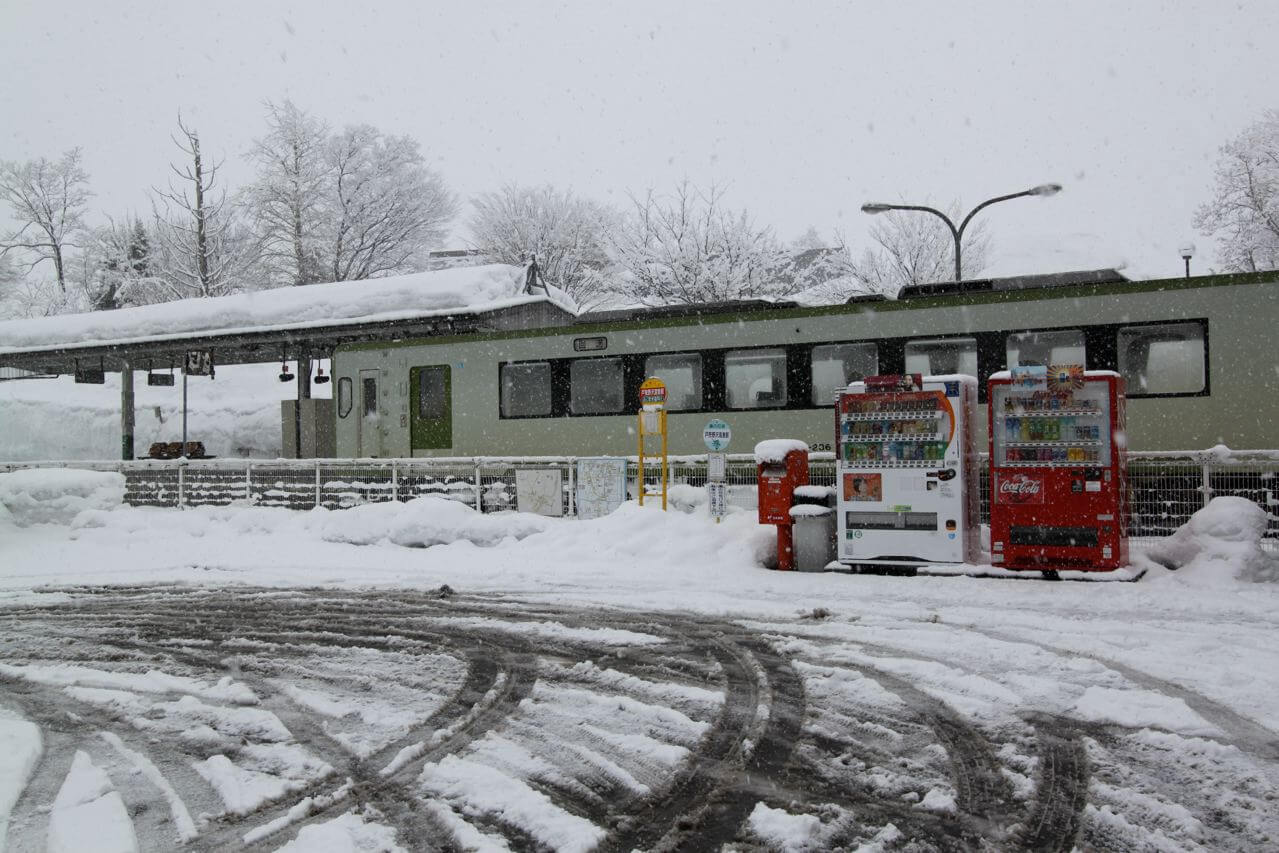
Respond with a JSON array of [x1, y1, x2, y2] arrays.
[[149, 117, 258, 301], [327, 125, 456, 282], [243, 100, 331, 287], [608, 181, 790, 305], [850, 205, 991, 295], [0, 148, 92, 295], [1194, 109, 1279, 272], [467, 183, 614, 307]]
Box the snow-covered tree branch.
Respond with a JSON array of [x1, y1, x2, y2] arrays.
[[0, 148, 93, 296], [467, 183, 615, 308], [148, 117, 259, 301], [1194, 109, 1279, 273], [607, 181, 793, 305]]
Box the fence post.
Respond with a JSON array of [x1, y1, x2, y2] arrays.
[[567, 458, 576, 518], [245, 462, 252, 504], [391, 460, 399, 503], [474, 461, 483, 511], [1201, 461, 1212, 509], [177, 462, 185, 509], [315, 462, 321, 509]]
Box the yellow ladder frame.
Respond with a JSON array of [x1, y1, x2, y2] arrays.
[[637, 408, 667, 510]]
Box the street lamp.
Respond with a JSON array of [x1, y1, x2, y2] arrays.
[[861, 183, 1062, 283]]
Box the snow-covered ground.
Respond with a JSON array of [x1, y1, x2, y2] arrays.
[[2, 470, 1278, 851]]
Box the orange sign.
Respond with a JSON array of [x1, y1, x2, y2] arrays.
[[639, 377, 667, 406]]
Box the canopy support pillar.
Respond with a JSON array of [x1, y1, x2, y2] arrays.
[[120, 359, 135, 460], [294, 350, 311, 458]]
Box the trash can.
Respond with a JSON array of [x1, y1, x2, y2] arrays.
[[790, 485, 837, 572]]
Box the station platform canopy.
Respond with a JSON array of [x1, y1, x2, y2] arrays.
[[0, 264, 577, 375]]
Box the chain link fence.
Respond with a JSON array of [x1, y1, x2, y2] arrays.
[[4, 451, 1276, 551]]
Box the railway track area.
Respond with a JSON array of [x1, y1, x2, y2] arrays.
[[2, 586, 1278, 851]]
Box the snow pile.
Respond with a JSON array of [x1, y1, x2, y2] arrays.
[[0, 265, 574, 354], [754, 439, 809, 464], [273, 810, 406, 853], [314, 495, 554, 547], [1145, 497, 1279, 584], [747, 802, 824, 851], [1068, 686, 1221, 736], [0, 710, 41, 853], [0, 468, 125, 527], [666, 483, 708, 512], [46, 751, 138, 853]]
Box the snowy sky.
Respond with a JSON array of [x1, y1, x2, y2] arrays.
[[2, 0, 1276, 281]]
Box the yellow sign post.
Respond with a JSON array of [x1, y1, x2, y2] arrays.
[[637, 377, 668, 509]]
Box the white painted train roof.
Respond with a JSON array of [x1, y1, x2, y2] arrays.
[[0, 264, 578, 355]]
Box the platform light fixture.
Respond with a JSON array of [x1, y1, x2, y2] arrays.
[[1179, 243, 1195, 279], [278, 347, 295, 383]]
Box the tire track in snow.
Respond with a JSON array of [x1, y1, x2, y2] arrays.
[[968, 626, 1279, 763], [1017, 715, 1090, 852]]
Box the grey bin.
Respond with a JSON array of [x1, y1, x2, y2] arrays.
[[790, 489, 837, 572]]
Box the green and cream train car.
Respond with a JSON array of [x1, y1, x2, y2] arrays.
[[331, 269, 1278, 458]]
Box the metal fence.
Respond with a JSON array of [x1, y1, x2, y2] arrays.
[[3, 451, 1276, 551]]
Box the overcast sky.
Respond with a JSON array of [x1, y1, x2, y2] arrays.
[[2, 1, 1276, 281]]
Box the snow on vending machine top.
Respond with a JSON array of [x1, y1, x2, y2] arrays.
[[988, 367, 1128, 572], [836, 374, 979, 567]]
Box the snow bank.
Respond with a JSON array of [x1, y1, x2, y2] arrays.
[[0, 265, 574, 354], [754, 439, 809, 464], [1145, 497, 1279, 584], [313, 495, 554, 548], [0, 468, 124, 527], [46, 751, 138, 853], [0, 711, 41, 853], [0, 363, 298, 460]]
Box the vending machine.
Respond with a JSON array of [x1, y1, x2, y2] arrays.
[[989, 368, 1128, 572], [836, 374, 979, 567]]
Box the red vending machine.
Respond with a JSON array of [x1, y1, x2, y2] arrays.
[[989, 368, 1128, 572]]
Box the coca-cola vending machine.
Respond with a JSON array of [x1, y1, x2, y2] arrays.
[[989, 368, 1128, 572], [836, 374, 979, 568]]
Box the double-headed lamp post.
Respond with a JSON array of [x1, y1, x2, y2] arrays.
[[861, 183, 1063, 283]]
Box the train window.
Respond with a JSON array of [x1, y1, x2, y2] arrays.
[[811, 343, 877, 405], [501, 362, 553, 416], [1118, 322, 1205, 395], [645, 353, 702, 411], [570, 357, 625, 414], [417, 367, 447, 418], [905, 337, 977, 377], [337, 377, 352, 418], [1007, 329, 1085, 368], [362, 377, 378, 417], [725, 348, 787, 409]]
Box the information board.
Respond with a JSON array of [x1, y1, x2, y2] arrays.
[[575, 457, 628, 520]]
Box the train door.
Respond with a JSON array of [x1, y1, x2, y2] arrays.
[[410, 365, 452, 451], [358, 368, 381, 457]]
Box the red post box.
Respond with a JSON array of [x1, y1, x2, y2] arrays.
[[755, 440, 811, 571]]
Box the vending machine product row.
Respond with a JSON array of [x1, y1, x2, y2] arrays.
[[988, 368, 1128, 571], [836, 374, 979, 567]]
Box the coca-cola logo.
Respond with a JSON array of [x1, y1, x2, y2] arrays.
[[999, 474, 1044, 504]]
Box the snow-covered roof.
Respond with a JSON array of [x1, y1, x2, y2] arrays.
[[0, 264, 578, 357], [754, 439, 810, 464]]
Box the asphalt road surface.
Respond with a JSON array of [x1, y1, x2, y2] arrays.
[[2, 586, 1277, 851]]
